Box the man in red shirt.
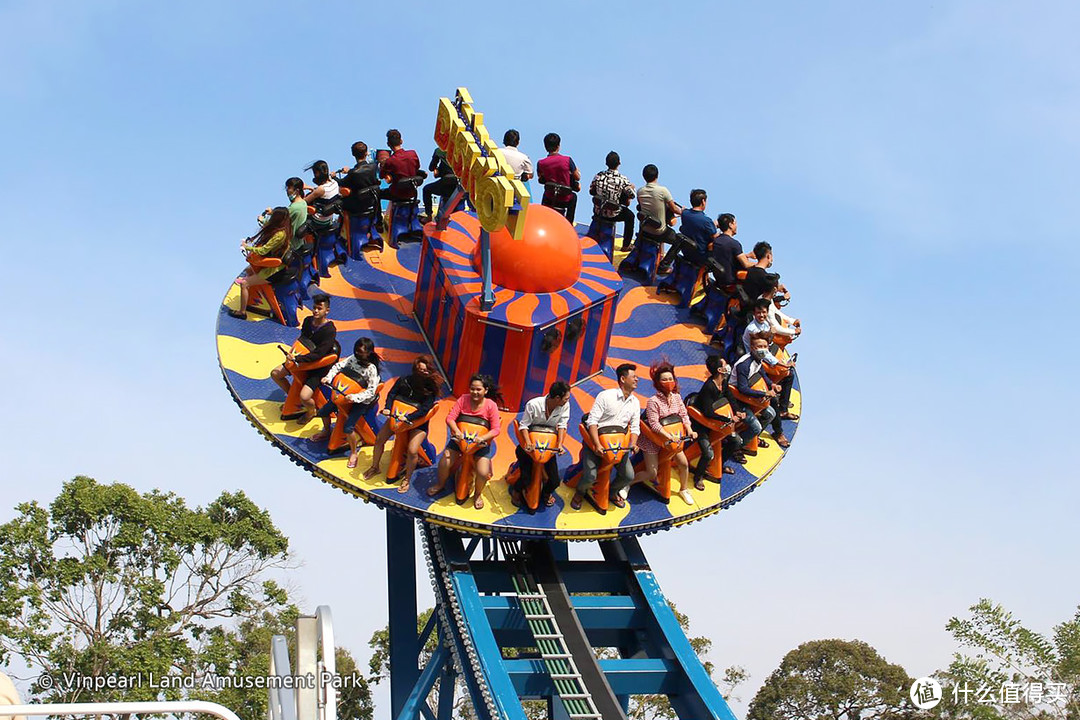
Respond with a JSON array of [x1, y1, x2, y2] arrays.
[[536, 132, 581, 223], [379, 128, 422, 202]]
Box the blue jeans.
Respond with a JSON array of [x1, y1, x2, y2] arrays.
[[738, 403, 776, 444]]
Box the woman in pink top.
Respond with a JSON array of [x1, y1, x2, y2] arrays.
[[427, 374, 503, 510], [634, 361, 698, 504]]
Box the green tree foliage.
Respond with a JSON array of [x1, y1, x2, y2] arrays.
[[747, 639, 913, 720], [925, 600, 1080, 719], [0, 476, 372, 720]]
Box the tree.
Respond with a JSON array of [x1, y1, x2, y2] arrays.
[[0, 476, 371, 720], [369, 602, 744, 720], [747, 639, 914, 720], [925, 599, 1080, 720]]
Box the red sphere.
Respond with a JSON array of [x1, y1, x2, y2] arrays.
[[468, 204, 582, 293]]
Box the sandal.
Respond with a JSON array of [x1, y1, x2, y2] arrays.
[[311, 430, 330, 443], [545, 495, 556, 507], [426, 483, 446, 498], [571, 494, 584, 510], [397, 479, 410, 494], [758, 439, 770, 449], [610, 495, 626, 509], [361, 466, 380, 480], [694, 479, 705, 491], [723, 465, 736, 475], [473, 496, 485, 510], [509, 492, 522, 508], [227, 308, 247, 319], [775, 435, 791, 449], [346, 454, 358, 469], [780, 412, 800, 421]]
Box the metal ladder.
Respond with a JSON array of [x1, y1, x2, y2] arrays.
[[499, 541, 602, 720]]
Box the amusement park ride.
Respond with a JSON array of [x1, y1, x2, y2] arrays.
[[217, 89, 801, 720]]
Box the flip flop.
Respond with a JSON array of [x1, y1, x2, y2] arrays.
[[426, 484, 445, 498], [571, 495, 583, 510], [311, 431, 330, 443], [361, 466, 379, 480], [397, 479, 410, 494], [694, 480, 705, 491], [780, 412, 800, 421], [545, 495, 556, 507], [723, 465, 736, 475], [610, 495, 626, 509], [473, 496, 484, 510], [346, 455, 358, 469]]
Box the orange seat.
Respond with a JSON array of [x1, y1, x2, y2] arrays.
[[638, 413, 687, 503], [385, 398, 440, 481], [452, 413, 492, 504], [280, 339, 339, 420], [504, 420, 561, 512], [567, 420, 632, 514], [325, 375, 384, 454], [687, 397, 737, 482], [729, 370, 770, 453]]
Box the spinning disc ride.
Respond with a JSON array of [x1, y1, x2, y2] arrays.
[[217, 89, 801, 719]]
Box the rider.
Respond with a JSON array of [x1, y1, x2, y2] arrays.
[[499, 129, 534, 185], [269, 293, 337, 420], [570, 363, 641, 511], [379, 129, 421, 203], [303, 160, 340, 235], [730, 334, 779, 452], [536, 132, 581, 223], [690, 354, 746, 486], [314, 337, 382, 470], [228, 207, 292, 320], [362, 355, 442, 492], [634, 360, 697, 503], [421, 147, 457, 222], [338, 141, 381, 226], [509, 381, 571, 509], [427, 374, 503, 510], [636, 164, 683, 273], [589, 151, 636, 250]]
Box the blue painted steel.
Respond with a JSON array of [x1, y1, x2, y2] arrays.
[[437, 661, 456, 720], [504, 658, 679, 696], [395, 642, 448, 720], [632, 568, 739, 720], [388, 514, 420, 720], [479, 228, 494, 311], [449, 569, 528, 720]]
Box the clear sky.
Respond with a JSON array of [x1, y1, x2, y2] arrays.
[[2, 1, 1078, 717]]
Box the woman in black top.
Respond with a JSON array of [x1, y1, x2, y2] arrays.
[[362, 355, 442, 493]]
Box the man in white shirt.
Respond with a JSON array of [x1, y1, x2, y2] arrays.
[[571, 364, 641, 510], [499, 129, 534, 184], [510, 381, 571, 509]]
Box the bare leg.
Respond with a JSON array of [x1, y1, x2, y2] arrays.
[[346, 431, 360, 469], [633, 452, 659, 487], [270, 365, 291, 395], [473, 456, 492, 509], [363, 422, 394, 480], [429, 448, 460, 496], [398, 429, 427, 493], [298, 384, 317, 419]]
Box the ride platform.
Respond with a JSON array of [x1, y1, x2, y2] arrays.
[[217, 217, 800, 540]]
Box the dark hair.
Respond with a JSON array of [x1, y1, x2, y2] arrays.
[[411, 354, 443, 396], [752, 298, 771, 313], [543, 132, 561, 152], [252, 207, 293, 255], [503, 129, 520, 147], [605, 151, 620, 169], [615, 363, 637, 381], [649, 358, 678, 394], [306, 160, 330, 185], [717, 213, 736, 232], [642, 164, 659, 182], [548, 380, 571, 398], [351, 141, 368, 161], [386, 129, 402, 147], [690, 189, 707, 207], [749, 332, 771, 346], [352, 337, 382, 370], [286, 177, 305, 195], [467, 373, 504, 405], [705, 354, 725, 378], [312, 293, 331, 307], [753, 241, 772, 259]]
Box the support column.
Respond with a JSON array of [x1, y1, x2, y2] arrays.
[[479, 228, 494, 311], [387, 513, 420, 720]]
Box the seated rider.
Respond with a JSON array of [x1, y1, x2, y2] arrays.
[[421, 147, 458, 222], [633, 361, 698, 504], [427, 375, 503, 510], [731, 334, 779, 452], [313, 337, 382, 470], [743, 240, 791, 304], [636, 164, 683, 272], [690, 354, 747, 486], [379, 128, 421, 203], [509, 381, 572, 509], [338, 141, 381, 225], [570, 363, 641, 511], [303, 160, 340, 234], [270, 293, 337, 420], [362, 355, 443, 492], [228, 207, 292, 319], [499, 129, 534, 185], [537, 132, 581, 223], [706, 213, 752, 288], [589, 151, 636, 250], [660, 188, 716, 269]]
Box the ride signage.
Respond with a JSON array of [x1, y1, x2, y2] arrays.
[[434, 87, 530, 239]]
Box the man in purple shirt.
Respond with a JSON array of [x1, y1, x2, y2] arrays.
[[536, 132, 581, 223]]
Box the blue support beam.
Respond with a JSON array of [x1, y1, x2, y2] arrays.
[[503, 658, 680, 697], [395, 641, 449, 720], [387, 513, 420, 720], [479, 228, 494, 311]]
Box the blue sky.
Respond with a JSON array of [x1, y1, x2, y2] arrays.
[[2, 0, 1078, 716]]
